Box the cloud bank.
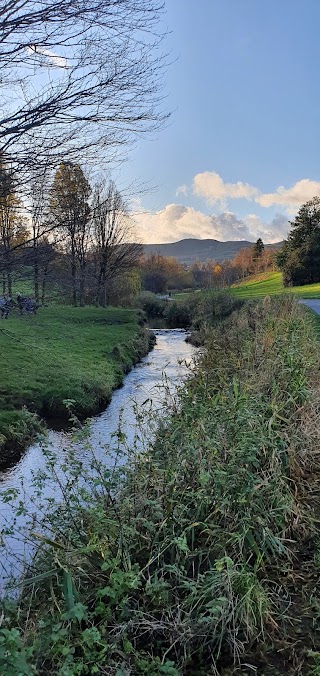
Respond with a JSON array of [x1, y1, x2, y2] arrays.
[[134, 171, 320, 245], [192, 171, 320, 211], [256, 178, 320, 208], [134, 204, 288, 244]]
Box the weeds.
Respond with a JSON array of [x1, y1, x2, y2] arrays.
[[1, 296, 320, 673]]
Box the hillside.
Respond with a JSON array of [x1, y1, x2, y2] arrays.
[[144, 238, 282, 264], [231, 270, 320, 298]]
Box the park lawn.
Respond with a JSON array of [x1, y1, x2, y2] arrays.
[[231, 270, 320, 299], [0, 306, 150, 461]]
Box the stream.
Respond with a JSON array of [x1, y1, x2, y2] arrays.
[[0, 329, 196, 589]]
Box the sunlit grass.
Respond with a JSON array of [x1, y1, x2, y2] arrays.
[[231, 270, 320, 298], [0, 306, 147, 457]]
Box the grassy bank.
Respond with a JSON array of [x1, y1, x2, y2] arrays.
[[0, 306, 151, 464], [2, 296, 320, 674], [231, 270, 320, 299]]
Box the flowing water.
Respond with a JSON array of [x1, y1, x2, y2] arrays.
[[0, 330, 196, 588]]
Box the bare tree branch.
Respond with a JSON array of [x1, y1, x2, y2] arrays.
[[0, 0, 169, 169]]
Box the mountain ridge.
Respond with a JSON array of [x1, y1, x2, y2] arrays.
[[143, 238, 282, 264]]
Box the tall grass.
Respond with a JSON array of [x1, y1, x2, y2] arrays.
[[2, 296, 320, 673]]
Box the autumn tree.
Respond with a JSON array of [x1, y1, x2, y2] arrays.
[[92, 181, 142, 307], [231, 247, 254, 280], [50, 162, 91, 306]]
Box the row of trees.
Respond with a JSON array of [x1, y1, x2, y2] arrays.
[[0, 159, 141, 306], [0, 1, 167, 305], [0, 152, 281, 306], [140, 240, 278, 295]]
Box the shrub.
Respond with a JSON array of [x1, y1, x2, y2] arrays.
[[135, 291, 166, 319], [164, 300, 193, 328]]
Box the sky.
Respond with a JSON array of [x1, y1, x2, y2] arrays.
[[117, 0, 320, 244]]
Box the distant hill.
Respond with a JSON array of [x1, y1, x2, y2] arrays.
[[144, 238, 282, 265]]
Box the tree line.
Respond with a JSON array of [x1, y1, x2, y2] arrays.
[[0, 0, 168, 307], [0, 159, 142, 306], [0, 160, 280, 306], [140, 238, 278, 295]]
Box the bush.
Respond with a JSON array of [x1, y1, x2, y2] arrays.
[[194, 289, 244, 326], [135, 291, 166, 319], [164, 300, 193, 328]]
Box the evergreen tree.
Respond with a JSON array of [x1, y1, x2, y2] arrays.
[[252, 238, 264, 259], [281, 196, 320, 286]]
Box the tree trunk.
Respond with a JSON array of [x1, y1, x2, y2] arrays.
[[71, 250, 77, 306], [7, 269, 12, 296], [5, 250, 12, 296], [103, 269, 108, 308], [34, 260, 39, 303], [79, 264, 86, 307], [96, 263, 107, 306], [33, 228, 39, 302], [41, 267, 48, 305]]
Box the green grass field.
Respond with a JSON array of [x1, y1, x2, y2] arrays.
[[231, 270, 320, 299], [0, 306, 149, 461]]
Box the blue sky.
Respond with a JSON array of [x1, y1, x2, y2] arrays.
[[119, 0, 320, 243]]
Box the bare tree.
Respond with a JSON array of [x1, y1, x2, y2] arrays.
[[92, 181, 142, 307], [0, 1, 167, 170], [0, 157, 28, 294], [50, 162, 91, 306], [27, 163, 55, 302]]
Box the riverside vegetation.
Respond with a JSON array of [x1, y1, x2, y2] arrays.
[[0, 291, 239, 464], [2, 295, 320, 674], [0, 306, 151, 464]]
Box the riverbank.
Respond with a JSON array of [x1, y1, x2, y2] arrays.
[[0, 306, 153, 466], [3, 296, 320, 674]]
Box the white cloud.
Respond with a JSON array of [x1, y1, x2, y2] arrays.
[[134, 204, 214, 244], [256, 178, 320, 209], [133, 203, 289, 244], [27, 46, 68, 68], [193, 171, 259, 205], [176, 184, 188, 197], [244, 213, 289, 242], [191, 171, 320, 212]]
